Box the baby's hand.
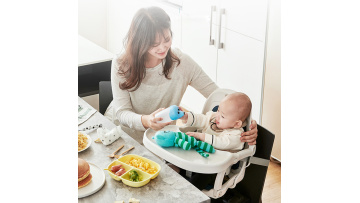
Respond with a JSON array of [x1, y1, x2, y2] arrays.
[[186, 132, 205, 141], [178, 107, 188, 121]]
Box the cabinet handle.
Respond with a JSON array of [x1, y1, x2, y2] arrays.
[[217, 8, 225, 49], [209, 6, 216, 45]]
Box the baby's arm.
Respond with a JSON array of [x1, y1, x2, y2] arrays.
[[185, 132, 205, 141], [204, 130, 245, 151], [181, 111, 213, 129]]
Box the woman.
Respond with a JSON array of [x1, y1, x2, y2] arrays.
[[105, 6, 258, 145]]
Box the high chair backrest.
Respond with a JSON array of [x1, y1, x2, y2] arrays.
[[202, 88, 236, 114]]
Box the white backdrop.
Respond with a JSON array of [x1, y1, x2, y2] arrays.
[[78, 0, 108, 49]]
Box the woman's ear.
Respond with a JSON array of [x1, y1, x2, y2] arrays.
[[234, 120, 243, 128]]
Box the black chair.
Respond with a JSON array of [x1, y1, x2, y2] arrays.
[[99, 81, 113, 115], [215, 125, 275, 203]]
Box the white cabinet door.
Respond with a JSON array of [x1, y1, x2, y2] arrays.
[[219, 0, 268, 42], [180, 0, 219, 113], [216, 28, 265, 122], [181, 2, 218, 82]]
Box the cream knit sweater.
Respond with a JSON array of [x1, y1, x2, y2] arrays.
[[105, 48, 218, 142]]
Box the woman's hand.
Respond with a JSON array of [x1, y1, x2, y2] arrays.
[[141, 108, 171, 131], [240, 120, 258, 145], [186, 132, 205, 142]]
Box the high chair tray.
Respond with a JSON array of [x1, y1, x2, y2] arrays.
[[143, 125, 234, 174]]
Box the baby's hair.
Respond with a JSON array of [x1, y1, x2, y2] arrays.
[[227, 92, 252, 123]]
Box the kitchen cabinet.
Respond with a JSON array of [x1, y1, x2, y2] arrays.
[[216, 28, 265, 123], [180, 0, 219, 113], [219, 0, 268, 42], [180, 0, 268, 122]]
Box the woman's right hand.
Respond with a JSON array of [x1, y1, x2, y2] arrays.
[[141, 108, 171, 131]]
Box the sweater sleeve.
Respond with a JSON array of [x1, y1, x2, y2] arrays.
[[204, 129, 245, 151], [111, 57, 146, 131], [178, 50, 219, 98]]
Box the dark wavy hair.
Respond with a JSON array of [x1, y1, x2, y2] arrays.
[[117, 6, 181, 91]]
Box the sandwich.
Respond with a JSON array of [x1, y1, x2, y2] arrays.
[[78, 158, 92, 188]]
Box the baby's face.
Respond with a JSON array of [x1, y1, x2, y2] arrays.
[[215, 99, 241, 130]]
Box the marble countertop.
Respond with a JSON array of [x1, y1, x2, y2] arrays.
[[78, 97, 210, 203]]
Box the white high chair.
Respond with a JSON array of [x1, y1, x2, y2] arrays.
[[143, 89, 256, 199]]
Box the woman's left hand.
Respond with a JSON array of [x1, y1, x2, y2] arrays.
[[240, 120, 258, 145]]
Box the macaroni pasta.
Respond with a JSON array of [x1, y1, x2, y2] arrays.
[[78, 131, 88, 151]]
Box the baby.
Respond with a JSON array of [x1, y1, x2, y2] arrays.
[[180, 92, 252, 151], [176, 92, 252, 190]]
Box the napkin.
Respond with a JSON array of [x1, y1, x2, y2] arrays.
[[78, 104, 97, 125]]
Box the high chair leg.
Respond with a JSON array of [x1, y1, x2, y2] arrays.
[[202, 170, 227, 198], [214, 170, 226, 192]]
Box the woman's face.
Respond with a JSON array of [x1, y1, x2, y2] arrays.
[[147, 29, 172, 61]]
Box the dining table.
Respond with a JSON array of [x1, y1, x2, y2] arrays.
[[78, 97, 210, 203]]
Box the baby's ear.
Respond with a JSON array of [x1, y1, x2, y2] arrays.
[[234, 120, 243, 129]]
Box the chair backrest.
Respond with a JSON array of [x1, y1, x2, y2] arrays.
[[202, 88, 236, 114], [99, 81, 113, 115], [234, 124, 275, 203]]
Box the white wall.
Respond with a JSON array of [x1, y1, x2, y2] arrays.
[[107, 0, 182, 54], [261, 0, 281, 161], [78, 0, 109, 110], [78, 0, 108, 49]]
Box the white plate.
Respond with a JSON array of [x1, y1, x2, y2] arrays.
[[78, 133, 92, 153], [78, 162, 106, 198]]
